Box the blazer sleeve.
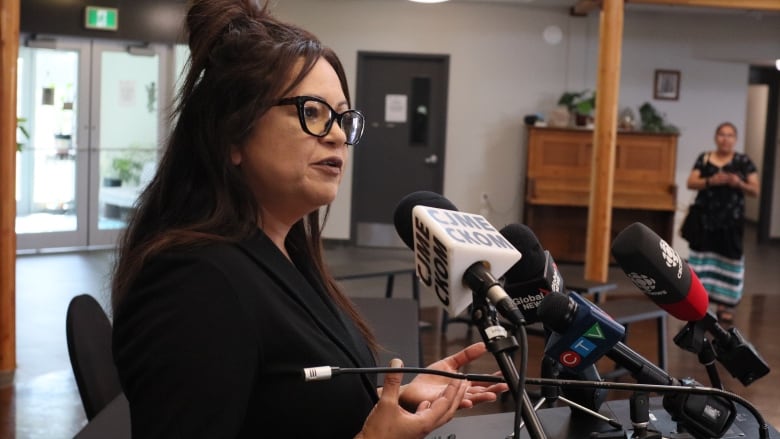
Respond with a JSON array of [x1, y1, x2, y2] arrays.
[[113, 254, 258, 439]]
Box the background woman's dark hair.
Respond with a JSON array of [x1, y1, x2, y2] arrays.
[[715, 121, 738, 137], [111, 0, 377, 350]]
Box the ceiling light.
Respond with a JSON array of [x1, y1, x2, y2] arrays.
[[409, 0, 450, 3], [776, 59, 780, 71]]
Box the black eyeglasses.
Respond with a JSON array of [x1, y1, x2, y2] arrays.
[[275, 96, 365, 145]]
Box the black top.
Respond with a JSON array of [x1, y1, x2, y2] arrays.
[[112, 230, 377, 438], [690, 151, 757, 258], [692, 151, 757, 229]]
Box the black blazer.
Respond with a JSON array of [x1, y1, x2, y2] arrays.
[[113, 230, 378, 438]]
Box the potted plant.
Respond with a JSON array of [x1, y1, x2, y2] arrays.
[[558, 90, 596, 126], [111, 157, 144, 186], [638, 102, 679, 133], [16, 117, 29, 152]]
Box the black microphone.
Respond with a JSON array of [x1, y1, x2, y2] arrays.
[[538, 291, 672, 386], [537, 291, 737, 438], [500, 223, 566, 325], [612, 222, 770, 386], [394, 192, 548, 439], [499, 223, 607, 412]]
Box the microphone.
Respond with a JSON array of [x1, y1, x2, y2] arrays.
[[611, 222, 770, 385], [393, 191, 524, 325], [537, 292, 633, 377], [538, 291, 685, 387], [610, 222, 708, 322], [500, 223, 566, 325], [537, 291, 737, 438], [499, 223, 607, 411], [394, 193, 549, 439]]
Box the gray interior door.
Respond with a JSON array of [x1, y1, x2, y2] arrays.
[[352, 52, 449, 247]]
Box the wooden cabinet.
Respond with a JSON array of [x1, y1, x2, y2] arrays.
[[523, 126, 678, 263]]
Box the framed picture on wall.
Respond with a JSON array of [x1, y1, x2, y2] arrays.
[[653, 69, 680, 101]]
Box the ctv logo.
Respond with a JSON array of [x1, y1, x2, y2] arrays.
[[559, 323, 604, 368], [559, 351, 582, 368]]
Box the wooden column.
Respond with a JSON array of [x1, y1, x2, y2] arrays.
[[0, 0, 20, 383], [584, 0, 623, 283]]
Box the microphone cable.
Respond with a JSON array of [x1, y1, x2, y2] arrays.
[[302, 366, 771, 439]]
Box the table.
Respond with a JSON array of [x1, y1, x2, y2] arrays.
[[427, 397, 779, 439], [76, 392, 778, 439]]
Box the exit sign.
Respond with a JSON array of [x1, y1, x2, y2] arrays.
[[84, 6, 118, 31]]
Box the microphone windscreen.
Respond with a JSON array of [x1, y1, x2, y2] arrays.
[[612, 222, 708, 321], [500, 224, 545, 282], [393, 191, 457, 249], [536, 291, 572, 333]]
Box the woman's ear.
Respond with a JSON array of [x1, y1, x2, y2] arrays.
[[230, 145, 242, 166]]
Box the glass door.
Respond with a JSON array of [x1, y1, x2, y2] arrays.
[[89, 41, 170, 246], [16, 38, 171, 251], [16, 39, 89, 250]]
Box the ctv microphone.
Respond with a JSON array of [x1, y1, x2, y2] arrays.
[[499, 224, 607, 411], [611, 222, 708, 321], [500, 223, 566, 324], [537, 291, 626, 374], [611, 222, 770, 385], [393, 191, 524, 325], [537, 291, 737, 438], [538, 291, 675, 386]]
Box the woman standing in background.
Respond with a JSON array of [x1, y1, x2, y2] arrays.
[[685, 122, 759, 324]]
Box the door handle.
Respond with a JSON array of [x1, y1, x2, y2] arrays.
[[424, 154, 438, 165]]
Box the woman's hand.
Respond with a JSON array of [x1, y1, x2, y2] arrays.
[[399, 342, 509, 411], [356, 359, 468, 439]]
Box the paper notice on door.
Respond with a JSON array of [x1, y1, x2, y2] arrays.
[[119, 80, 136, 107], [385, 94, 407, 123]]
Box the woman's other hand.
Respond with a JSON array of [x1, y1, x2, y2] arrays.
[[357, 359, 467, 439], [400, 342, 509, 411]]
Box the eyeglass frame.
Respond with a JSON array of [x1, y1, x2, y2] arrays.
[[275, 95, 365, 145]]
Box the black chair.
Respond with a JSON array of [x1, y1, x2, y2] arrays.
[[66, 294, 123, 420]]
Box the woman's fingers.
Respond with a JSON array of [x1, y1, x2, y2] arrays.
[[380, 358, 404, 404]]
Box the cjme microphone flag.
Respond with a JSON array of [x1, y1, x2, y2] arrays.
[[411, 205, 521, 317]]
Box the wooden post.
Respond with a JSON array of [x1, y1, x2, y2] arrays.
[[584, 0, 623, 284], [0, 0, 20, 383]]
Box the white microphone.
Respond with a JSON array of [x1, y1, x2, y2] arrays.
[[393, 191, 524, 325]]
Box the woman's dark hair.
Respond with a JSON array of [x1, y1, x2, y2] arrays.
[[111, 0, 376, 350], [715, 121, 738, 137]]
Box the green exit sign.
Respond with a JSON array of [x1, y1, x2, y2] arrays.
[[84, 6, 118, 31]]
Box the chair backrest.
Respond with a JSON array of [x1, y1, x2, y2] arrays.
[[66, 294, 123, 420]]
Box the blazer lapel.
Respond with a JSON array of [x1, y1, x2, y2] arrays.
[[236, 232, 374, 372]]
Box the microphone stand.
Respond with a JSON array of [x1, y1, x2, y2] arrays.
[[538, 356, 623, 430], [674, 310, 769, 386], [469, 294, 547, 439], [672, 321, 724, 389]]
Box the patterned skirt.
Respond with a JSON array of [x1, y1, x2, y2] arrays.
[[687, 250, 744, 306]]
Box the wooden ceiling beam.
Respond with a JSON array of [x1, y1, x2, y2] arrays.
[[572, 0, 780, 15], [627, 0, 780, 12], [571, 0, 602, 16]]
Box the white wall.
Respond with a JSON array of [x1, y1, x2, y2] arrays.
[[270, 1, 780, 245]]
